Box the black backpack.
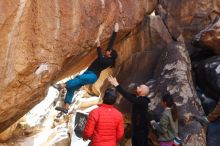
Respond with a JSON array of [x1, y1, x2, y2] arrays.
[[74, 112, 89, 138]]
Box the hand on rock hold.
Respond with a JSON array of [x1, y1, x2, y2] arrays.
[[95, 39, 100, 47], [114, 23, 119, 32], [95, 39, 101, 47]]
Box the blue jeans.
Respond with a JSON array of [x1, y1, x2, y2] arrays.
[[64, 71, 98, 104]]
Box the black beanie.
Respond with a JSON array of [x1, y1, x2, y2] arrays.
[[103, 87, 117, 105]]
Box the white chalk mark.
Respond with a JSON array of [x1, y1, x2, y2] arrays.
[[4, 0, 27, 84], [117, 0, 123, 13], [54, 0, 60, 40], [100, 0, 105, 8], [94, 24, 105, 45], [7, 0, 27, 50], [35, 63, 49, 75]]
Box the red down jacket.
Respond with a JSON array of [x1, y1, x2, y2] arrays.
[[82, 104, 124, 146]]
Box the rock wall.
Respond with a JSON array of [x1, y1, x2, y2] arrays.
[[112, 15, 172, 114], [112, 14, 206, 145], [1, 0, 220, 145], [193, 17, 220, 55], [0, 121, 18, 142], [0, 0, 157, 132], [150, 41, 206, 145], [157, 0, 220, 54]]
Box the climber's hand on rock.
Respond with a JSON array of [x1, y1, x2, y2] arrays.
[[114, 23, 119, 32], [108, 76, 119, 87], [95, 39, 101, 47]]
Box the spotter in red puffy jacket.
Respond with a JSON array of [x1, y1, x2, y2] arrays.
[[82, 104, 124, 146]]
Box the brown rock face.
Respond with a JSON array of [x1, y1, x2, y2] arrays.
[[0, 0, 211, 145], [113, 15, 172, 114], [0, 0, 157, 132], [193, 17, 220, 54], [0, 122, 18, 142], [157, 0, 220, 53]]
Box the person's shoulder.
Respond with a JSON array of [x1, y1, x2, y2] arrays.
[[138, 96, 150, 102], [89, 106, 101, 115], [112, 107, 123, 117], [162, 109, 171, 118], [93, 105, 113, 114], [144, 96, 151, 102]]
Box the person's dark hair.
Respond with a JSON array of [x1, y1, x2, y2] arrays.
[[162, 94, 178, 121], [110, 49, 118, 67], [103, 87, 117, 105]]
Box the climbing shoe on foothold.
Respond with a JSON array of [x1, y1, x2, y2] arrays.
[[52, 84, 63, 91], [55, 106, 68, 114]]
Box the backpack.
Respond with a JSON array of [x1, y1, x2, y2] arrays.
[[74, 112, 89, 138]]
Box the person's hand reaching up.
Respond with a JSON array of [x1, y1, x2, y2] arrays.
[[108, 76, 119, 87]]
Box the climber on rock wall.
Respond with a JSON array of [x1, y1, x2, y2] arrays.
[[53, 23, 119, 114]]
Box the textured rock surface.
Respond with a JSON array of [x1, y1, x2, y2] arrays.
[[193, 17, 220, 54], [1, 0, 218, 145], [114, 14, 172, 115], [0, 88, 71, 145], [115, 15, 172, 83], [149, 42, 206, 145], [17, 124, 70, 146], [196, 87, 217, 115], [194, 56, 220, 101], [0, 122, 18, 142], [112, 14, 206, 145], [157, 0, 220, 54], [0, 0, 157, 132]]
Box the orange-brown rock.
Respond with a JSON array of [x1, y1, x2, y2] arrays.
[[112, 15, 172, 116], [193, 17, 220, 54], [0, 0, 157, 132], [0, 0, 214, 145], [157, 0, 220, 53], [0, 122, 18, 142]]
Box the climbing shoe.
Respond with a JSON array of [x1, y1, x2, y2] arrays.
[[55, 106, 68, 114], [52, 84, 63, 91]]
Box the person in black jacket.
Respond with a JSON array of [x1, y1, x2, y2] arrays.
[[54, 23, 119, 114], [108, 76, 150, 146]]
